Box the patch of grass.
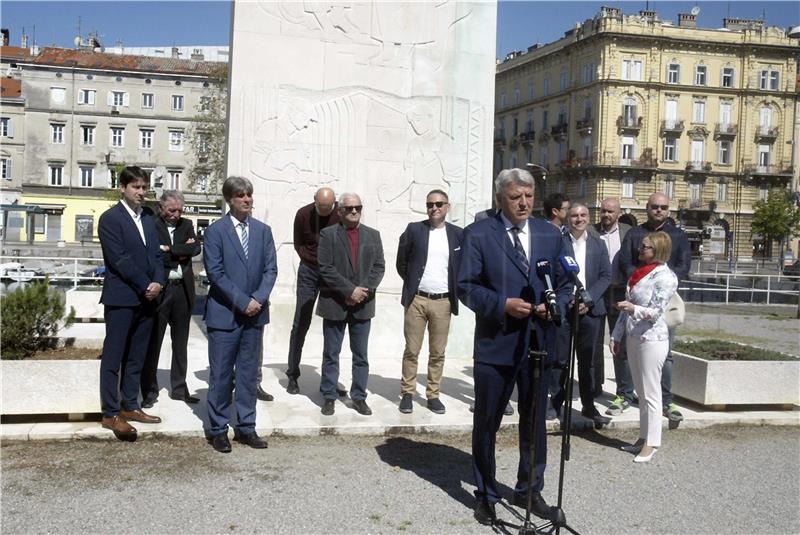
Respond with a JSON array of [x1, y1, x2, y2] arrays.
[[674, 339, 799, 361], [676, 328, 762, 345]]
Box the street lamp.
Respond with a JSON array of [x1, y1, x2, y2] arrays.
[[525, 162, 547, 181]]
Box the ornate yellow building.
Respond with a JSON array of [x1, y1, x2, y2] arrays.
[[495, 7, 798, 258]]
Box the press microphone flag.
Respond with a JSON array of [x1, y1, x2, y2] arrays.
[[535, 258, 561, 325], [559, 255, 594, 309]]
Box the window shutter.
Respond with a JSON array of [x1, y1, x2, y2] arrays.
[[107, 91, 114, 106], [89, 91, 96, 105], [123, 92, 130, 107], [7, 118, 13, 137]]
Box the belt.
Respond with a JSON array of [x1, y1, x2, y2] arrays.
[[167, 279, 184, 286], [416, 290, 449, 300]]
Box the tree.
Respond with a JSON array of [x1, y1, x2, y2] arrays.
[[186, 63, 229, 196], [751, 188, 800, 263]]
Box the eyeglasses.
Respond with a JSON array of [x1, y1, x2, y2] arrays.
[[639, 245, 654, 251], [649, 204, 669, 211], [342, 205, 363, 213], [426, 201, 448, 209]]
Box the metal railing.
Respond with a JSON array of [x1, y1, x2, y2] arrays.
[[0, 255, 106, 288], [681, 272, 799, 306]]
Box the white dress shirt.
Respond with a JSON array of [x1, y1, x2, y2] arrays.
[[569, 230, 588, 289], [120, 201, 146, 245], [500, 212, 530, 262]]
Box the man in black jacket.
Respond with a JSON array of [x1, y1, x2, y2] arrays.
[[141, 190, 202, 407], [396, 189, 463, 414], [617, 192, 691, 422]]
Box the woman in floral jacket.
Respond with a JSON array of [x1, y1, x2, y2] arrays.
[[610, 231, 678, 463]]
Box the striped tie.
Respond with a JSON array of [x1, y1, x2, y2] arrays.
[[239, 222, 249, 258], [511, 226, 529, 273]]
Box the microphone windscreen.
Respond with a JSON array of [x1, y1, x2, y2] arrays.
[[560, 255, 581, 274]]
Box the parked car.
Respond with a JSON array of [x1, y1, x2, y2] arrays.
[[783, 260, 800, 277]]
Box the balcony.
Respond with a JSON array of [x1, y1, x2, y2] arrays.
[[550, 123, 568, 140], [617, 115, 643, 134], [575, 118, 593, 135], [686, 161, 713, 174], [744, 161, 793, 177], [754, 125, 779, 143], [519, 130, 536, 145], [494, 131, 506, 149], [660, 119, 684, 136], [714, 123, 738, 139]]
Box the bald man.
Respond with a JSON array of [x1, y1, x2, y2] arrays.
[[285, 188, 341, 394]]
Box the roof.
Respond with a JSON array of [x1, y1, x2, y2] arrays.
[[28, 47, 222, 76], [0, 77, 22, 98], [0, 46, 33, 62]]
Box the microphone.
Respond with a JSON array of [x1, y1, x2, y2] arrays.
[[535, 259, 561, 326], [560, 255, 594, 309]]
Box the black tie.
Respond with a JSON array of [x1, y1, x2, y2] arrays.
[[511, 226, 529, 272]]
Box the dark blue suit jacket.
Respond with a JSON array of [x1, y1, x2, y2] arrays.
[[396, 220, 463, 315], [203, 215, 278, 330], [619, 221, 692, 282], [458, 214, 572, 367], [98, 202, 165, 307], [563, 232, 611, 317]]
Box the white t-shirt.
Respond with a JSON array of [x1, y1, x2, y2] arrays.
[[418, 225, 450, 294]]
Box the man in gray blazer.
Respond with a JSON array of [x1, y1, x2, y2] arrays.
[[317, 193, 385, 416], [589, 197, 631, 410]]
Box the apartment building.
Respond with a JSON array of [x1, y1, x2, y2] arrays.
[[3, 47, 224, 244], [495, 7, 798, 259]]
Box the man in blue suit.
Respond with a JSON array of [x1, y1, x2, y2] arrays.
[[98, 166, 165, 438], [459, 168, 571, 525], [552, 202, 611, 426], [203, 176, 277, 453]]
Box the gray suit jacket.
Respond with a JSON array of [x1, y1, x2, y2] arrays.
[[316, 223, 385, 321], [591, 221, 631, 286]]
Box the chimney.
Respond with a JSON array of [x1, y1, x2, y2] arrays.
[[171, 46, 180, 59], [723, 18, 764, 31], [1, 28, 9, 46], [678, 13, 697, 28], [190, 48, 204, 61], [639, 10, 658, 22]]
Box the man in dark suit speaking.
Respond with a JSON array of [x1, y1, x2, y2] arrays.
[[141, 190, 202, 408], [203, 176, 277, 453], [317, 193, 385, 417], [458, 168, 571, 525], [98, 166, 165, 438]]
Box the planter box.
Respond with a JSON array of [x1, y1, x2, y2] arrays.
[[1, 360, 100, 415], [672, 351, 800, 407]]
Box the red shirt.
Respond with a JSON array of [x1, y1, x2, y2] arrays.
[[346, 226, 359, 267]]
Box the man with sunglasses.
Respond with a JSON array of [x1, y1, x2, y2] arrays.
[[616, 192, 691, 422], [396, 190, 463, 414], [316, 193, 385, 416]]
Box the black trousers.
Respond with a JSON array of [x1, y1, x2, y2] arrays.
[[141, 281, 192, 400]]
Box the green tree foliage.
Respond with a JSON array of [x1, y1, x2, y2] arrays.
[[1, 281, 76, 360], [751, 188, 800, 257], [186, 63, 229, 196]]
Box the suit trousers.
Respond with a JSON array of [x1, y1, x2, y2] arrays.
[[472, 356, 550, 504], [285, 263, 321, 380], [552, 313, 601, 413], [206, 324, 263, 436], [141, 281, 192, 400], [320, 317, 370, 401], [100, 304, 155, 417], [626, 337, 668, 447], [400, 294, 452, 399]]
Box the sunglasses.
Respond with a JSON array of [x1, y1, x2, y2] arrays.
[[342, 205, 363, 213], [639, 245, 654, 251], [649, 204, 669, 211], [426, 201, 448, 209]]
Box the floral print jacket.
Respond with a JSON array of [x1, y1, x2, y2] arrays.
[[611, 263, 678, 343]]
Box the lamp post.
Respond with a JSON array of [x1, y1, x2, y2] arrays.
[[525, 162, 548, 202]]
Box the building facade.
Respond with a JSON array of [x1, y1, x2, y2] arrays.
[[495, 7, 798, 259], [1, 47, 225, 244]]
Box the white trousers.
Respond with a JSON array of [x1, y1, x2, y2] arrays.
[[626, 337, 668, 448]]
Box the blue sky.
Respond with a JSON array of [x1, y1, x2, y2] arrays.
[[2, 1, 797, 58]]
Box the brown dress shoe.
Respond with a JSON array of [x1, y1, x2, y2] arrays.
[[120, 409, 162, 424], [101, 416, 137, 435]]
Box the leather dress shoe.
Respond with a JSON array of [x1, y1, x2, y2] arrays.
[[582, 409, 611, 428], [321, 399, 336, 415], [336, 387, 348, 397], [235, 431, 268, 449], [256, 385, 274, 401], [512, 491, 552, 520], [141, 396, 158, 409], [352, 399, 372, 416], [286, 378, 300, 395], [474, 499, 496, 525], [210, 433, 232, 453], [170, 392, 200, 404], [120, 409, 162, 424], [101, 415, 137, 436]]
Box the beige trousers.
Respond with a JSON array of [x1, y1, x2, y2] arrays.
[[400, 294, 452, 399]]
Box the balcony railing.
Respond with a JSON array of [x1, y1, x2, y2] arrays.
[[755, 125, 779, 142], [519, 130, 536, 144], [570, 150, 657, 168], [714, 123, 738, 139], [576, 118, 593, 133], [660, 119, 684, 136], [617, 115, 643, 133], [686, 161, 713, 172], [745, 162, 793, 175], [550, 123, 568, 139]]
